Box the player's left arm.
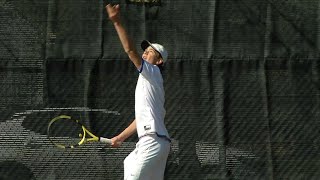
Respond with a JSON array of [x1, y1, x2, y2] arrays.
[[106, 4, 142, 69], [111, 119, 137, 147]]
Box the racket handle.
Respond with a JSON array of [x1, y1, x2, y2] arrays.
[[100, 137, 112, 145]]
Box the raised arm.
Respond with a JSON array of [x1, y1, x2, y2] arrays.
[[106, 4, 142, 69]]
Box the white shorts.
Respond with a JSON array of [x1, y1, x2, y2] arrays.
[[124, 134, 170, 180]]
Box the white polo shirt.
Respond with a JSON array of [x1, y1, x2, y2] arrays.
[[135, 60, 170, 139]]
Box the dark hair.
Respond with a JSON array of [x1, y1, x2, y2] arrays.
[[157, 63, 164, 74]]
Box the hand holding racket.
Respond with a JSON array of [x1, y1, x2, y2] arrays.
[[110, 136, 123, 148], [47, 115, 112, 149]]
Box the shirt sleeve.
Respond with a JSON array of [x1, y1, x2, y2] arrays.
[[138, 59, 162, 85]]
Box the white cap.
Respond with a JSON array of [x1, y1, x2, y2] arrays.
[[141, 40, 168, 62]]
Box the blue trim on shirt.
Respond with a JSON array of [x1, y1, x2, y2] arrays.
[[138, 59, 144, 73], [139, 133, 171, 143], [156, 133, 172, 143]]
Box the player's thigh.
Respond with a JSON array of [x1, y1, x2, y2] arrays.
[[126, 137, 170, 180]]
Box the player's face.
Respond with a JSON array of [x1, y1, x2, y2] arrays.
[[142, 46, 163, 65]]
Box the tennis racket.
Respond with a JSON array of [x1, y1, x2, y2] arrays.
[[47, 115, 112, 149]]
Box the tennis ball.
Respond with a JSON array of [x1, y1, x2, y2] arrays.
[[79, 133, 83, 138]]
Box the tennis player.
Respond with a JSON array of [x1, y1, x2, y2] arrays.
[[106, 4, 171, 180]]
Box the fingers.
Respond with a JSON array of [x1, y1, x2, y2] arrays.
[[106, 4, 120, 17], [110, 136, 122, 148], [111, 141, 122, 148], [106, 4, 119, 10], [106, 4, 112, 12]]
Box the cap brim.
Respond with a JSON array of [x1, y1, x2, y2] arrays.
[[141, 40, 152, 51], [141, 40, 164, 60]]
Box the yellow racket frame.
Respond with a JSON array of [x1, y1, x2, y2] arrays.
[[47, 115, 100, 149]]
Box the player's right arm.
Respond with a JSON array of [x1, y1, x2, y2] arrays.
[[106, 4, 142, 69]]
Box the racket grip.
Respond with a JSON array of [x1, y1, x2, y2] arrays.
[[100, 137, 112, 145]]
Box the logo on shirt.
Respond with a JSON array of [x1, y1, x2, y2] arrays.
[[144, 125, 151, 131]]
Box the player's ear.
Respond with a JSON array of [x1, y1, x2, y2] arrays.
[[156, 58, 164, 65]]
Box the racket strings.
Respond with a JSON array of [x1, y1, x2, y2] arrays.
[[48, 118, 84, 148]]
